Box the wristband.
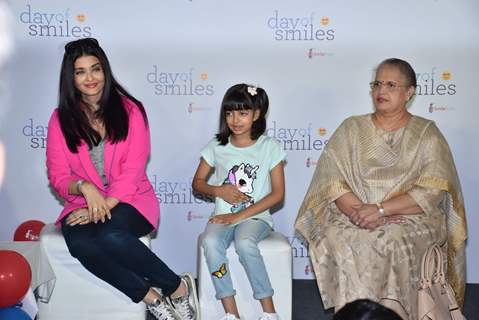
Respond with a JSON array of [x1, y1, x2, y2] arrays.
[[376, 202, 386, 216], [76, 179, 85, 194]]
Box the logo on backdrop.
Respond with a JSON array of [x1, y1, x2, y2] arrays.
[[416, 68, 456, 97], [149, 175, 212, 205], [187, 102, 213, 114], [304, 264, 312, 275], [428, 102, 456, 113], [307, 48, 334, 59], [267, 10, 335, 41], [19, 4, 93, 37], [146, 67, 215, 96], [186, 210, 208, 222], [416, 68, 457, 113], [22, 118, 47, 149], [305, 157, 319, 168], [287, 235, 310, 259], [267, 121, 328, 152]]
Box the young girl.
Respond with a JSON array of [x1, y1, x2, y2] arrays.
[[192, 83, 286, 320]]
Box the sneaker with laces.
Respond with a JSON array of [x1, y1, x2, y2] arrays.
[[258, 312, 280, 320], [219, 313, 240, 320], [170, 272, 199, 320], [147, 297, 181, 320]]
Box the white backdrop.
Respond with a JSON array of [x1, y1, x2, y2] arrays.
[[1, 0, 478, 282]]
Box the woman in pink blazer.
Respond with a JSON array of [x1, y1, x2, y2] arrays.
[[46, 38, 198, 320]]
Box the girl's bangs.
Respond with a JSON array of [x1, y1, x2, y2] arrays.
[[223, 103, 252, 111]]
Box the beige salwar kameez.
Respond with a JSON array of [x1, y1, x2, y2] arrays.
[[295, 114, 467, 319]]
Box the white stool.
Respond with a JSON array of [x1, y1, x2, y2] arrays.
[[198, 231, 292, 320], [37, 224, 148, 320]]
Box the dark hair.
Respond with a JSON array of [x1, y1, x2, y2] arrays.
[[333, 299, 402, 320], [377, 58, 417, 88], [58, 37, 147, 153], [215, 83, 268, 145]]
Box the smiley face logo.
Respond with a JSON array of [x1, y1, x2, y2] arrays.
[[442, 71, 451, 81], [200, 73, 208, 81], [321, 17, 330, 26], [76, 14, 86, 22], [318, 127, 327, 136]]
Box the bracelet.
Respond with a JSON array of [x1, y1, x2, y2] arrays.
[[376, 202, 386, 217], [76, 179, 85, 194]]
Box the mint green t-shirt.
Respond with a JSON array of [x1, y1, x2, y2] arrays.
[[200, 135, 286, 227]]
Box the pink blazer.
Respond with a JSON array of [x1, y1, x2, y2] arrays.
[[46, 97, 160, 229]]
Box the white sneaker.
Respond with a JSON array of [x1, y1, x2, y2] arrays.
[[170, 272, 199, 319], [219, 313, 240, 320], [258, 312, 280, 320], [147, 297, 181, 320]]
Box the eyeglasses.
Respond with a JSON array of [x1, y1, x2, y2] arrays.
[[64, 38, 99, 53], [369, 80, 409, 92]]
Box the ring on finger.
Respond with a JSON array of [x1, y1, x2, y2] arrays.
[[93, 207, 98, 212]]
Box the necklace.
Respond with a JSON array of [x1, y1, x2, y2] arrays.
[[386, 132, 395, 145]]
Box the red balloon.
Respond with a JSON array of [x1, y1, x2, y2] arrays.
[[0, 250, 32, 308], [13, 220, 45, 241]]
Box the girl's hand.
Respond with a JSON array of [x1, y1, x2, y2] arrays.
[[79, 182, 110, 223], [208, 213, 242, 225], [66, 208, 91, 226], [216, 184, 249, 205]]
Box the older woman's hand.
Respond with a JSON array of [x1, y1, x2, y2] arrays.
[[351, 204, 408, 229], [351, 204, 381, 229]]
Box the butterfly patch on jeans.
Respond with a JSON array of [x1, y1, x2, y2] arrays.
[[212, 263, 227, 278]]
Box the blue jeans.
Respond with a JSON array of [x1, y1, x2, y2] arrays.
[[201, 218, 274, 300], [61, 203, 181, 303]]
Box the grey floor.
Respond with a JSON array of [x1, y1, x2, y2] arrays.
[[148, 280, 479, 320]]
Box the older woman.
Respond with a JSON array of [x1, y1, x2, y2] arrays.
[[295, 58, 467, 319]]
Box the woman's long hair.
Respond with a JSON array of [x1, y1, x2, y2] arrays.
[[58, 38, 147, 153]]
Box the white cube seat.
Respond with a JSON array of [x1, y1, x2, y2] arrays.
[[37, 223, 149, 320]]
